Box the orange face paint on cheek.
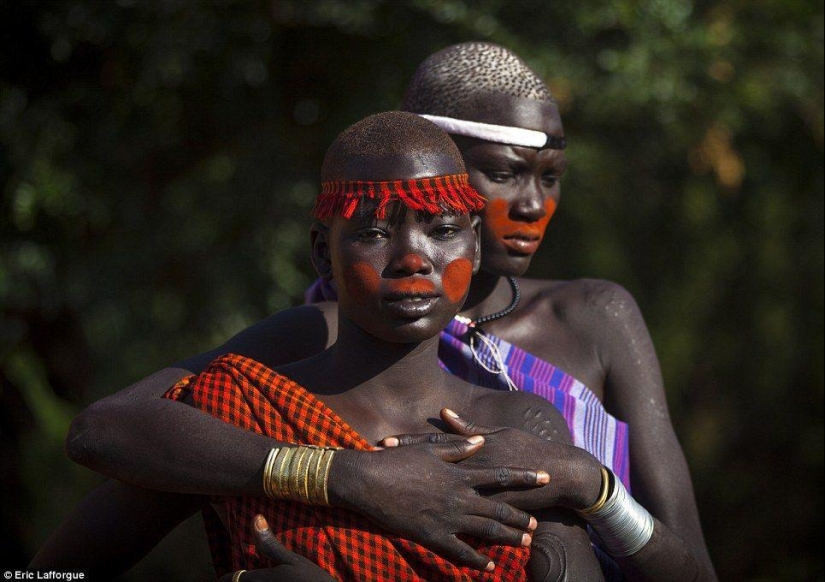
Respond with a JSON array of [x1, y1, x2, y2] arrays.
[[484, 198, 557, 242], [485, 199, 514, 241], [442, 258, 473, 303], [343, 262, 380, 306], [543, 198, 557, 224]]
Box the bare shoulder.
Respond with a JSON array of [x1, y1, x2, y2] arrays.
[[518, 277, 645, 342], [474, 389, 572, 444], [520, 277, 640, 322]]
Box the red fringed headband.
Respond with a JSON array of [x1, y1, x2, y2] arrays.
[[312, 173, 486, 220]]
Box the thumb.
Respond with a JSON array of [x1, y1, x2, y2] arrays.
[[431, 435, 485, 462], [253, 515, 296, 565], [441, 408, 499, 436]]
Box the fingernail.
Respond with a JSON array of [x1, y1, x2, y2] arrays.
[[522, 533, 532, 547], [528, 517, 538, 531], [485, 561, 495, 572], [383, 437, 399, 447], [467, 435, 484, 445], [536, 471, 550, 484], [255, 515, 268, 531], [443, 408, 459, 418]]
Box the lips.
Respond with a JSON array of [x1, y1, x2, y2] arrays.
[[502, 231, 542, 255], [382, 293, 440, 318], [484, 198, 556, 258]]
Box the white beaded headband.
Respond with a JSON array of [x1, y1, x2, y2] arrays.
[[418, 114, 567, 150]]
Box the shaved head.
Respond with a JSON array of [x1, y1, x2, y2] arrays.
[[321, 111, 465, 182], [313, 111, 483, 221], [402, 42, 555, 119]]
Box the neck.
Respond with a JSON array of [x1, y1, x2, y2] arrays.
[[460, 270, 514, 322], [324, 316, 447, 399]]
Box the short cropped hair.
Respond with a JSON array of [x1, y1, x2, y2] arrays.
[[402, 42, 554, 118], [320, 111, 465, 181]]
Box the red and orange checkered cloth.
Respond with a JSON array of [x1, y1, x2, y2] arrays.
[[164, 353, 530, 581]]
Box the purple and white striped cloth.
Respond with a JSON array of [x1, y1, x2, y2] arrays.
[[438, 316, 631, 491]]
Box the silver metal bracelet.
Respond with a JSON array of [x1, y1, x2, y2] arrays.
[[578, 469, 655, 557]]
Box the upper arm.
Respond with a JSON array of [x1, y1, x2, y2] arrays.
[[30, 480, 205, 577], [584, 282, 708, 553], [185, 303, 336, 371]]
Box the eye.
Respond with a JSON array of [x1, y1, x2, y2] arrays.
[[431, 224, 462, 240], [483, 170, 513, 184], [356, 227, 388, 241], [541, 173, 559, 188]]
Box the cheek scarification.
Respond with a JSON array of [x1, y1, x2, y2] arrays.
[[344, 262, 380, 305], [442, 258, 474, 303]]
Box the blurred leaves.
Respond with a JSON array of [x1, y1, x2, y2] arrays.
[[0, 0, 822, 579]]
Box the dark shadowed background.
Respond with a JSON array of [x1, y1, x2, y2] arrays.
[[1, 1, 822, 580]]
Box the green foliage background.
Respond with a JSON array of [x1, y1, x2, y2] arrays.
[[1, 1, 822, 579]]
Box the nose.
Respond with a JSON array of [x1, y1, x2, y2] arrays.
[[391, 252, 432, 277], [509, 180, 547, 222]]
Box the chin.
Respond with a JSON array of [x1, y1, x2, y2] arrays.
[[369, 316, 454, 344], [482, 253, 533, 278]]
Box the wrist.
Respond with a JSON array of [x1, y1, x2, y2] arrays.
[[261, 445, 338, 506], [570, 451, 605, 511], [325, 448, 361, 510], [575, 468, 655, 557]]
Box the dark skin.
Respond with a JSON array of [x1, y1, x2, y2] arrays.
[[36, 150, 602, 580], [52, 97, 715, 580]]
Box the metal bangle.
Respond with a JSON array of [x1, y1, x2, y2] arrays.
[[579, 469, 655, 557]]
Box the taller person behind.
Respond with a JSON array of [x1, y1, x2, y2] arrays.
[[65, 43, 715, 580]]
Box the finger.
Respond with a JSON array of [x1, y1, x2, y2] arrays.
[[253, 515, 296, 565], [430, 435, 485, 462], [472, 499, 538, 532], [427, 535, 496, 572], [459, 515, 534, 548], [465, 466, 550, 489], [380, 432, 466, 447], [441, 408, 500, 435]]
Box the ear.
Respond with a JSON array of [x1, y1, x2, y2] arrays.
[[310, 222, 333, 280], [470, 215, 482, 275]]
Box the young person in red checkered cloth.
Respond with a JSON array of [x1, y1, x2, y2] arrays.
[[37, 112, 605, 581], [42, 43, 714, 581]]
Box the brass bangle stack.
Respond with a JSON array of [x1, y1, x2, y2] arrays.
[[579, 466, 611, 515], [262, 445, 338, 506]]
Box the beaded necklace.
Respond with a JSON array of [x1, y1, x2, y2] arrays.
[[458, 276, 521, 391]]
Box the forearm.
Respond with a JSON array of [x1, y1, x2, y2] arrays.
[[610, 518, 714, 582], [576, 461, 716, 581], [66, 370, 282, 495], [485, 444, 714, 580]]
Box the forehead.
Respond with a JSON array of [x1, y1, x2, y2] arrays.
[[338, 151, 464, 181], [454, 93, 563, 137], [330, 201, 470, 229]]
